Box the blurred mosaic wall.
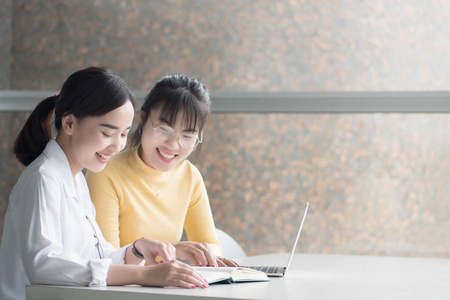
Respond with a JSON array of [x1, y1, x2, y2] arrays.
[[191, 113, 449, 257], [0, 0, 11, 89], [1, 0, 449, 258]]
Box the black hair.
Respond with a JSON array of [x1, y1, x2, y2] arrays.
[[129, 75, 210, 149], [13, 66, 136, 166]]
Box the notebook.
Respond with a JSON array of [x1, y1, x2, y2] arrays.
[[195, 266, 269, 284], [242, 202, 309, 277]]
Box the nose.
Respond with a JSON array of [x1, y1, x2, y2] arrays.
[[165, 133, 181, 149], [111, 135, 125, 153]]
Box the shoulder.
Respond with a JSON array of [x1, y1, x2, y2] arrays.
[[24, 145, 68, 185], [10, 153, 65, 206], [19, 159, 57, 187], [175, 160, 203, 182], [176, 159, 199, 173]]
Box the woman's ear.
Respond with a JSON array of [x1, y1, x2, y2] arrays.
[[61, 114, 75, 136], [139, 111, 147, 127]]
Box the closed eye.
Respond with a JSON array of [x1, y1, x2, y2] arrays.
[[159, 126, 172, 133], [182, 134, 195, 139]]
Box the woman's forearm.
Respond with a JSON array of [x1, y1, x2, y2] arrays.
[[106, 261, 208, 289], [106, 264, 142, 286]]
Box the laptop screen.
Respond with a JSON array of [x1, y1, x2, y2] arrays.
[[284, 202, 309, 275]]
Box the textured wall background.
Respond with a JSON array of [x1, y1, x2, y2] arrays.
[[0, 0, 12, 89], [1, 0, 449, 258], [191, 113, 449, 257], [7, 0, 450, 91]]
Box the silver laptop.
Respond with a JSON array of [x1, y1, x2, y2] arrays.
[[243, 202, 309, 277]]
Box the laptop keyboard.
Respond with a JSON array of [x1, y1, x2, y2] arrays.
[[244, 266, 279, 274]]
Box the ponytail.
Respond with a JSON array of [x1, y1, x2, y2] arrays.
[[13, 96, 56, 166], [13, 66, 135, 166]]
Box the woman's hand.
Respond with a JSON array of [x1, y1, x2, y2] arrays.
[[172, 241, 219, 267], [216, 256, 240, 267], [107, 260, 209, 289], [140, 260, 209, 289], [133, 237, 176, 265], [172, 241, 241, 267]]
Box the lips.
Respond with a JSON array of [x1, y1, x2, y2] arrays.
[[96, 152, 112, 162], [157, 148, 176, 160]]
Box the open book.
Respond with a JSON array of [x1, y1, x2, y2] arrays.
[[195, 267, 270, 284]]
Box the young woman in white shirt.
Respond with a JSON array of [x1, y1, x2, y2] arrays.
[[0, 67, 208, 300]]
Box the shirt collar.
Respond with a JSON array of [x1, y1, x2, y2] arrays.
[[43, 138, 80, 198]]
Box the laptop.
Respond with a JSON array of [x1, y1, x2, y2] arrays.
[[243, 202, 309, 277]]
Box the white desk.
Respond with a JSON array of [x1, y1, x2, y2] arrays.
[[26, 253, 450, 300]]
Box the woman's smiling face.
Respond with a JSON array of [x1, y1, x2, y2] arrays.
[[62, 100, 135, 176], [139, 106, 198, 172]]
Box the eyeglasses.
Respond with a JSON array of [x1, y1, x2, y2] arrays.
[[149, 118, 202, 149]]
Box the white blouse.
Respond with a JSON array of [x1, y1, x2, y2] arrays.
[[0, 139, 127, 300]]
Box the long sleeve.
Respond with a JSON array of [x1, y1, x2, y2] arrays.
[[13, 168, 113, 286], [86, 169, 122, 248], [184, 165, 222, 255], [0, 139, 126, 300]]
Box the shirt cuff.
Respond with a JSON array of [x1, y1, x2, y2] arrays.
[[88, 258, 112, 286]]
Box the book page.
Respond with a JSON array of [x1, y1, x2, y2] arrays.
[[194, 267, 269, 283], [195, 267, 234, 284]]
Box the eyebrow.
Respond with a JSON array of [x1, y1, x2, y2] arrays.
[[158, 118, 197, 133], [100, 123, 132, 130]]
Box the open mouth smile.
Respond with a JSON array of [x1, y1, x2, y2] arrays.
[[157, 148, 177, 160], [96, 152, 112, 161]]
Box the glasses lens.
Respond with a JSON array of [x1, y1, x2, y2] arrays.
[[154, 125, 173, 138], [180, 135, 199, 149], [154, 125, 199, 149]]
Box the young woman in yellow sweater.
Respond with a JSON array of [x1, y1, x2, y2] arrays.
[[86, 75, 236, 267]]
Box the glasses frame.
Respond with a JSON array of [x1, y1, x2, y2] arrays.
[[149, 117, 203, 149]]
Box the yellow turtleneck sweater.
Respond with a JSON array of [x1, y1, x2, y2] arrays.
[[85, 148, 221, 255]]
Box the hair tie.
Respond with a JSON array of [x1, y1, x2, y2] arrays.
[[54, 94, 59, 102]]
